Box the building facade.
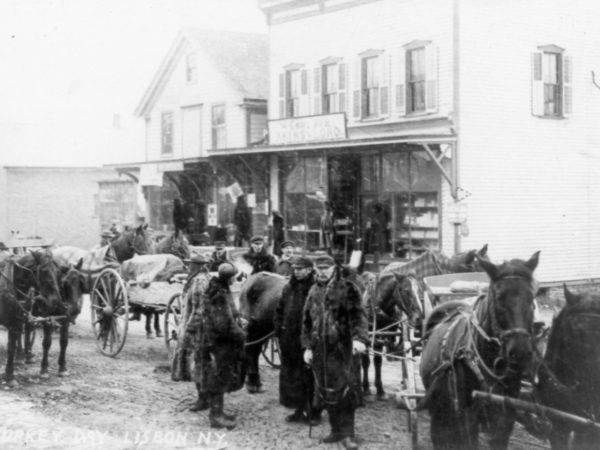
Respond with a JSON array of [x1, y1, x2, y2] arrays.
[[121, 29, 269, 245], [257, 0, 600, 282]]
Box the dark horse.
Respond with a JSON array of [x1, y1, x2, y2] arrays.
[[420, 251, 540, 450], [238, 272, 288, 393], [27, 257, 87, 379], [358, 270, 422, 398], [0, 250, 62, 386], [109, 224, 152, 262], [536, 285, 600, 449]]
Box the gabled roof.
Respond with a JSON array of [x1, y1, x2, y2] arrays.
[[135, 28, 269, 117]]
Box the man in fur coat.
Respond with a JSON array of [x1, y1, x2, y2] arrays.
[[184, 262, 246, 429], [243, 235, 276, 274], [301, 255, 369, 450], [275, 255, 320, 425]]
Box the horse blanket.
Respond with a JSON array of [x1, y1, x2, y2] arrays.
[[121, 254, 185, 283]]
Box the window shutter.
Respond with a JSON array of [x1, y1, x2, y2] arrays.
[[395, 50, 406, 116], [563, 55, 572, 117], [352, 59, 361, 119], [425, 45, 438, 113], [339, 63, 347, 113], [531, 52, 544, 116], [278, 72, 285, 118], [380, 54, 390, 116]]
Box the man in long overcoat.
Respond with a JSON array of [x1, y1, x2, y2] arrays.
[[184, 262, 246, 429], [301, 255, 369, 450], [207, 241, 231, 272], [275, 255, 319, 424]]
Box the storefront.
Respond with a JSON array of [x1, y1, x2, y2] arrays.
[[279, 143, 444, 259]]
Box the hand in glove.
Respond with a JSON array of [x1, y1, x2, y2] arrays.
[[303, 349, 313, 365], [352, 340, 366, 354]]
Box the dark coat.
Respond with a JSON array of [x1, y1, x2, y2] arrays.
[[243, 248, 276, 274], [208, 251, 231, 272], [186, 276, 246, 394], [367, 208, 388, 252], [301, 277, 368, 409], [275, 273, 315, 408], [274, 257, 293, 277]]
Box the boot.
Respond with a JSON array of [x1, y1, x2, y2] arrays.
[[285, 408, 305, 423], [209, 393, 236, 430], [342, 436, 359, 450], [189, 385, 209, 412]]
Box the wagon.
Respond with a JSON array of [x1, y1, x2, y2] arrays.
[[89, 254, 186, 357]]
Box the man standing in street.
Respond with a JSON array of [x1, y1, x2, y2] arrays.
[[208, 241, 231, 272], [302, 255, 369, 450], [275, 255, 320, 425], [184, 262, 246, 429], [274, 240, 295, 276], [243, 235, 276, 274]]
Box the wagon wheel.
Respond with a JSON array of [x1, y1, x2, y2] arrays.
[[90, 267, 129, 357], [261, 336, 280, 369], [164, 293, 183, 357]]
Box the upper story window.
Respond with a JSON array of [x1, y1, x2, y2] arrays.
[[407, 47, 426, 113], [211, 104, 226, 149], [395, 41, 437, 117], [285, 69, 302, 117], [186, 53, 197, 84], [532, 45, 571, 118], [362, 56, 380, 118], [322, 64, 338, 114], [161, 111, 173, 155]]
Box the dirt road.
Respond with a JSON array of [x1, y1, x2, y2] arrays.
[[0, 294, 550, 450]]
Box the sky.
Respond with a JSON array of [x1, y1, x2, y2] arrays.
[[0, 0, 268, 167]]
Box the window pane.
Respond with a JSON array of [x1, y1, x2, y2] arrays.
[[212, 105, 224, 125], [366, 57, 378, 88], [325, 64, 337, 93], [290, 70, 301, 97], [543, 53, 558, 84], [409, 48, 425, 80]]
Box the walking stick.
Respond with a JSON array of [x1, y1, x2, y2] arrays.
[[305, 363, 313, 438]]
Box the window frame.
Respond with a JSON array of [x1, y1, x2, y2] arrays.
[[361, 56, 380, 118], [542, 52, 562, 117], [322, 63, 339, 114], [161, 111, 173, 156], [406, 47, 426, 114], [211, 104, 226, 149], [285, 69, 301, 117], [185, 53, 197, 84]]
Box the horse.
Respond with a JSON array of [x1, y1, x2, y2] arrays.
[[109, 224, 152, 262], [27, 257, 87, 379], [535, 285, 600, 449], [357, 270, 422, 399], [419, 251, 540, 450], [238, 271, 288, 393], [0, 250, 63, 386], [152, 230, 190, 261]]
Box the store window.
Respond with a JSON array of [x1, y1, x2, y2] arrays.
[[282, 156, 327, 250]]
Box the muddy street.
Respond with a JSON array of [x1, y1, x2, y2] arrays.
[[0, 295, 549, 450]]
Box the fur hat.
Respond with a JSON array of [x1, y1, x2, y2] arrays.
[[218, 262, 238, 280], [250, 235, 264, 244]]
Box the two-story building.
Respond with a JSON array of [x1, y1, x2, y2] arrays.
[[257, 0, 600, 282], [115, 28, 269, 244]]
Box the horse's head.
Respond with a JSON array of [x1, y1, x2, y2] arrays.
[[111, 224, 152, 261], [375, 272, 422, 327], [59, 258, 87, 321], [450, 244, 489, 273], [478, 250, 540, 376], [25, 250, 62, 317], [168, 230, 190, 260]]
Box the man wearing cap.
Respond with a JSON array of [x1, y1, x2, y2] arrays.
[[184, 262, 246, 429], [243, 235, 276, 274], [274, 255, 320, 425], [208, 241, 231, 272], [274, 241, 295, 276], [301, 255, 368, 450]]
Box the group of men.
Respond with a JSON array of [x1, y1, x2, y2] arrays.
[[181, 236, 369, 450]]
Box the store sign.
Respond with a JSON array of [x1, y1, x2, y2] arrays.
[[269, 113, 347, 145]]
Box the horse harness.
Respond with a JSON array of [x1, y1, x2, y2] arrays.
[[0, 259, 68, 326], [426, 275, 537, 411]]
